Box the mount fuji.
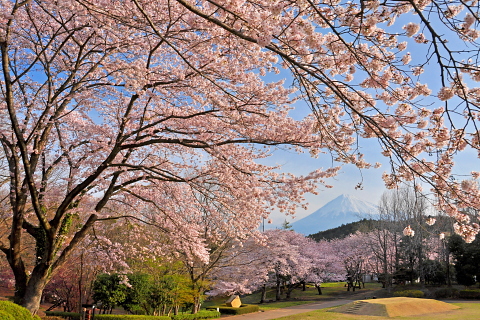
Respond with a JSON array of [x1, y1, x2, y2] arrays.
[[291, 194, 378, 235]]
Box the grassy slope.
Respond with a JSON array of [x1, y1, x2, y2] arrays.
[[271, 303, 480, 320]]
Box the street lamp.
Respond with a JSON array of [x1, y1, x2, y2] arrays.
[[81, 304, 96, 320]]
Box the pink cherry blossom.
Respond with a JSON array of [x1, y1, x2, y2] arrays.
[[403, 225, 415, 237]]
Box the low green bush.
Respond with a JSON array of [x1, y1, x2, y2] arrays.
[[0, 301, 37, 320], [433, 287, 459, 299], [206, 304, 259, 315], [171, 310, 220, 320], [459, 289, 480, 299], [39, 317, 64, 320], [171, 311, 218, 320], [393, 289, 425, 298], [45, 313, 171, 320], [44, 311, 80, 319], [95, 315, 170, 320], [0, 310, 15, 320], [44, 311, 219, 320]]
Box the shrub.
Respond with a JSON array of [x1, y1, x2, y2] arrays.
[[44, 311, 80, 319], [393, 290, 425, 298], [0, 301, 36, 320], [433, 287, 459, 299], [459, 289, 480, 299], [171, 310, 220, 319], [95, 315, 170, 320], [206, 304, 259, 315], [0, 310, 15, 320], [40, 317, 64, 320]]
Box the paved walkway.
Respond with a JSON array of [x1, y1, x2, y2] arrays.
[[221, 299, 354, 320]]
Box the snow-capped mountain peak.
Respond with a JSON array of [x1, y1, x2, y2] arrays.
[[291, 194, 378, 235], [319, 194, 377, 216]]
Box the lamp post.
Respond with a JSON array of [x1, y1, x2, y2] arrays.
[[82, 304, 96, 320]]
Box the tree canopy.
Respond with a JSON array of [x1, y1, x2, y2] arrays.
[[2, 0, 480, 314]]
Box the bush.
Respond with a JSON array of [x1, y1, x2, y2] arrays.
[[433, 287, 459, 299], [40, 317, 64, 320], [0, 310, 15, 320], [95, 315, 170, 320], [459, 289, 480, 299], [171, 310, 220, 320], [44, 312, 80, 319], [0, 301, 36, 320], [393, 290, 425, 298], [206, 304, 259, 315], [45, 309, 218, 319]]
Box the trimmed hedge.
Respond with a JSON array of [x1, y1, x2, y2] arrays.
[[39, 317, 64, 320], [433, 287, 459, 299], [393, 290, 425, 298], [459, 289, 480, 299], [44, 312, 80, 319], [171, 310, 220, 320], [0, 301, 38, 320], [44, 311, 219, 320], [206, 304, 259, 315], [95, 316, 170, 320]]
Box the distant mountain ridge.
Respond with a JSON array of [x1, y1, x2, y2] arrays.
[[291, 194, 378, 235], [308, 219, 379, 241]]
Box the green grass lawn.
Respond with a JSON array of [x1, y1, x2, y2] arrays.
[[203, 282, 384, 312], [270, 303, 480, 320]]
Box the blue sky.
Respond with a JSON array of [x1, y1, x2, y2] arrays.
[[265, 133, 387, 227]]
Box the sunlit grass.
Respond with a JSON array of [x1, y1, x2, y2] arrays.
[[258, 301, 314, 311], [270, 303, 480, 320], [203, 282, 384, 311]]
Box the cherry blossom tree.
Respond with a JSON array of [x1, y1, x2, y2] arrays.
[[207, 235, 274, 302], [330, 232, 374, 291], [209, 230, 343, 301], [207, 230, 298, 302], [305, 239, 344, 295], [268, 230, 316, 300], [0, 0, 344, 313], [139, 0, 480, 241], [3, 0, 480, 314]]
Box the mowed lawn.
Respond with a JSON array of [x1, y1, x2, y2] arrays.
[[270, 303, 480, 320], [204, 281, 384, 311]]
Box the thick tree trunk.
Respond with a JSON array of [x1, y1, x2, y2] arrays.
[[315, 284, 322, 295], [20, 268, 49, 315], [12, 266, 28, 305]]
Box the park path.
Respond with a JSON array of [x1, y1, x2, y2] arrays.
[[221, 299, 354, 320]]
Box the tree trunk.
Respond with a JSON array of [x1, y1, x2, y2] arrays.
[[275, 278, 281, 301], [315, 284, 322, 295], [260, 285, 267, 303], [285, 284, 292, 299], [20, 269, 49, 315], [191, 296, 201, 314], [418, 246, 425, 286]]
